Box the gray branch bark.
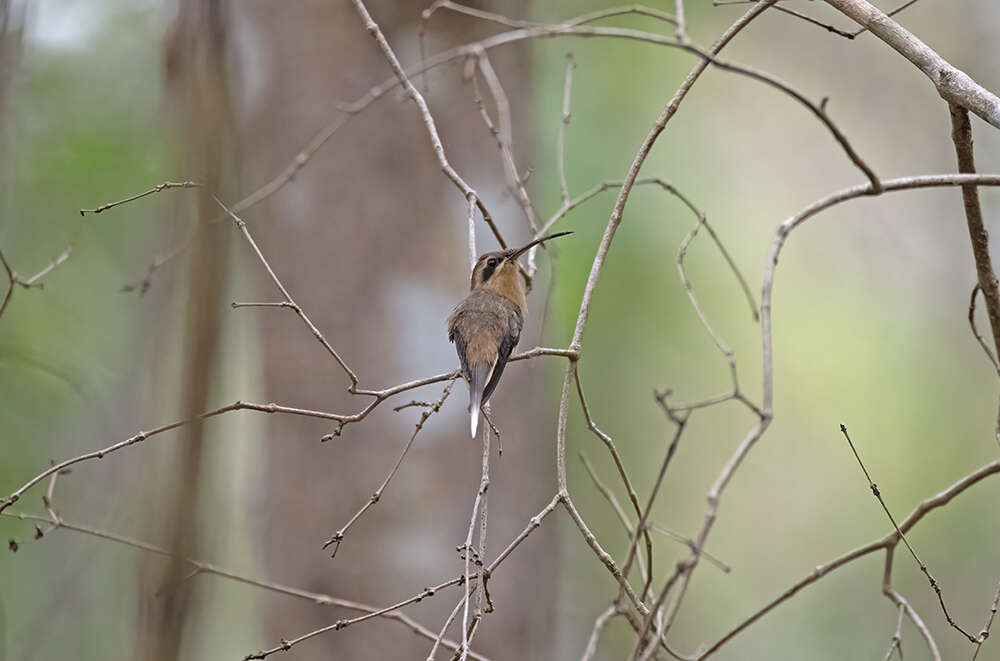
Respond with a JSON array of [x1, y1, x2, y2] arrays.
[[824, 0, 1000, 128]]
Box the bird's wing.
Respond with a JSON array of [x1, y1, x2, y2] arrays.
[[480, 301, 523, 405], [447, 292, 522, 437]]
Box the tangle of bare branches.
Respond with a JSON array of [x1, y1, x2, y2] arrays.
[[5, 1, 1000, 659]]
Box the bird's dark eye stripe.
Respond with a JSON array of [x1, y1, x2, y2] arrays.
[[482, 258, 499, 282]]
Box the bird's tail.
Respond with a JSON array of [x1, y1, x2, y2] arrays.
[[467, 362, 492, 439]]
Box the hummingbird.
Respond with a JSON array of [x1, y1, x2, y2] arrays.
[[448, 231, 572, 438]]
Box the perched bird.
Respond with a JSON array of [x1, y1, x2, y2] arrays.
[[448, 231, 572, 437]]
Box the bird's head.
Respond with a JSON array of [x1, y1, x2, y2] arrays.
[[469, 232, 572, 305]]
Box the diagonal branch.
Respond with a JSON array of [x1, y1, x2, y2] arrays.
[[2, 509, 488, 660], [697, 459, 1000, 659], [350, 0, 502, 247], [841, 425, 978, 643], [823, 0, 1000, 128]]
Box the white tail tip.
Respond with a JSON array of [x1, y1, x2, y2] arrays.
[[470, 407, 480, 438]]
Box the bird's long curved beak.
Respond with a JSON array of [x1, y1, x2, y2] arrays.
[[507, 231, 573, 261]]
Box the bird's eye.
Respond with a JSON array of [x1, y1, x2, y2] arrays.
[[487, 258, 499, 267]]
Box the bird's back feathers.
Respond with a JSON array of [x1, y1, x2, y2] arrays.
[[448, 289, 523, 437]]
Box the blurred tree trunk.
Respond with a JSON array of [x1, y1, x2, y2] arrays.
[[0, 1, 24, 185], [237, 1, 556, 657], [135, 2, 236, 659]]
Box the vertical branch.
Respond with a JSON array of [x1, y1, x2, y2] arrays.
[[882, 551, 942, 661], [556, 52, 575, 207], [460, 423, 491, 660], [950, 106, 1000, 356], [467, 194, 478, 271], [476, 52, 539, 234], [474, 425, 490, 622], [0, 248, 14, 319], [673, 0, 689, 43]]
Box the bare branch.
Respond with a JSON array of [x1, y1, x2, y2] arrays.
[[249, 491, 563, 659], [698, 459, 1000, 658], [618, 415, 688, 605], [882, 551, 940, 661], [673, 0, 688, 43], [0, 245, 72, 320], [476, 51, 539, 234], [762, 173, 1000, 417], [78, 180, 200, 215], [650, 524, 730, 574], [850, 0, 921, 38], [557, 52, 575, 207], [771, 4, 856, 39], [2, 509, 487, 660], [578, 452, 649, 584], [427, 597, 467, 661], [824, 0, 1000, 128], [243, 575, 470, 660], [580, 605, 618, 661], [323, 378, 457, 556], [350, 0, 500, 247], [459, 423, 491, 659], [841, 425, 979, 642], [972, 578, 1000, 660], [0, 346, 573, 514], [968, 285, 1000, 374], [950, 107, 1000, 362], [215, 196, 361, 387]]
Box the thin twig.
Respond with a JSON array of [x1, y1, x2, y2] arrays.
[[124, 5, 883, 290], [323, 378, 457, 556], [350, 0, 500, 248], [243, 575, 472, 660], [475, 51, 539, 235], [972, 578, 1000, 660], [578, 453, 648, 584], [880, 604, 905, 661], [840, 424, 979, 643], [650, 524, 730, 574], [968, 284, 1000, 374], [551, 3, 777, 653], [2, 510, 487, 660], [882, 551, 939, 661], [575, 372, 653, 588], [459, 422, 491, 660], [697, 460, 1000, 659], [0, 245, 73, 320], [250, 493, 565, 659], [215, 196, 361, 387], [772, 4, 856, 39], [428, 597, 467, 661], [557, 52, 575, 207], [580, 605, 618, 661], [950, 107, 1000, 362], [79, 180, 200, 215], [618, 413, 688, 606], [0, 346, 576, 514]]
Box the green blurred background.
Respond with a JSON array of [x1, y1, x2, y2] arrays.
[[2, 1, 999, 659]]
